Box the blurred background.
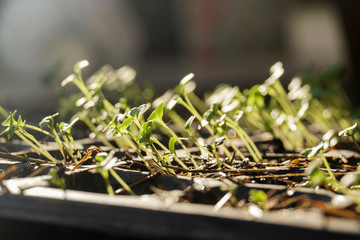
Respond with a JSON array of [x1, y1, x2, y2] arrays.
[[0, 0, 359, 122]]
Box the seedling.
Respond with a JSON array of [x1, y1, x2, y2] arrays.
[[338, 123, 360, 151], [147, 103, 200, 169], [206, 136, 226, 169], [94, 151, 135, 195], [1, 111, 57, 163], [303, 134, 360, 205], [249, 189, 268, 211]]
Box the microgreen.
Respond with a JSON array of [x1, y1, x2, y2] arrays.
[[147, 103, 199, 169], [338, 123, 360, 151], [1, 111, 57, 162], [249, 189, 268, 211], [94, 151, 135, 195], [3, 59, 360, 201]]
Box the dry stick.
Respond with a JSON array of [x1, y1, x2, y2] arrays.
[[161, 164, 355, 178], [161, 164, 278, 174], [245, 171, 354, 180], [0, 165, 17, 183], [0, 152, 48, 163]]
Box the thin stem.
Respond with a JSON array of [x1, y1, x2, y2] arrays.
[[74, 75, 93, 101], [212, 146, 222, 169], [109, 168, 135, 195], [25, 125, 52, 136], [178, 98, 214, 135], [150, 136, 189, 170], [122, 132, 154, 174], [320, 151, 360, 205], [351, 135, 360, 152], [157, 121, 199, 169], [320, 150, 336, 180], [51, 128, 65, 159], [224, 134, 246, 160], [100, 170, 114, 195], [80, 116, 114, 149], [225, 118, 262, 162], [15, 132, 57, 163]]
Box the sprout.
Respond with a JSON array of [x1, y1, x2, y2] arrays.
[[74, 60, 89, 74], [338, 123, 360, 151], [339, 123, 358, 137], [179, 73, 194, 87], [61, 74, 76, 87], [249, 189, 268, 211]]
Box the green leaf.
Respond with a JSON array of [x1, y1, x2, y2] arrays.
[[185, 115, 196, 132], [302, 142, 324, 158], [50, 168, 65, 189], [2, 110, 17, 127], [95, 152, 108, 162], [39, 113, 59, 129], [148, 103, 164, 122], [73, 60, 89, 74], [214, 120, 227, 136], [138, 122, 153, 143], [118, 118, 132, 133], [249, 189, 267, 205], [169, 137, 177, 155], [138, 128, 152, 144], [58, 117, 79, 137], [304, 159, 326, 187], [300, 148, 312, 157], [201, 108, 216, 127], [179, 73, 194, 87], [212, 103, 219, 114], [129, 103, 150, 119], [338, 123, 358, 137], [166, 95, 180, 110], [215, 136, 226, 146], [0, 111, 25, 139], [95, 151, 117, 171], [61, 74, 76, 87]]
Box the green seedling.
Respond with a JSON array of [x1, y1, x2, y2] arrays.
[[61, 60, 119, 149], [184, 115, 213, 156], [185, 116, 235, 170], [50, 161, 66, 190], [94, 151, 135, 195], [338, 123, 360, 151], [1, 111, 57, 162], [203, 103, 262, 162], [104, 108, 157, 174], [39, 113, 66, 158], [206, 136, 226, 169], [167, 77, 238, 161], [303, 136, 360, 205], [147, 103, 199, 169], [58, 117, 81, 161], [249, 189, 268, 211]]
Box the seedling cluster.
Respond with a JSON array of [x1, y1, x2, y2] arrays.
[[1, 60, 360, 207]]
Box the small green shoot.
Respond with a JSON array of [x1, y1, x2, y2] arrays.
[[249, 189, 268, 211], [338, 123, 360, 151]]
